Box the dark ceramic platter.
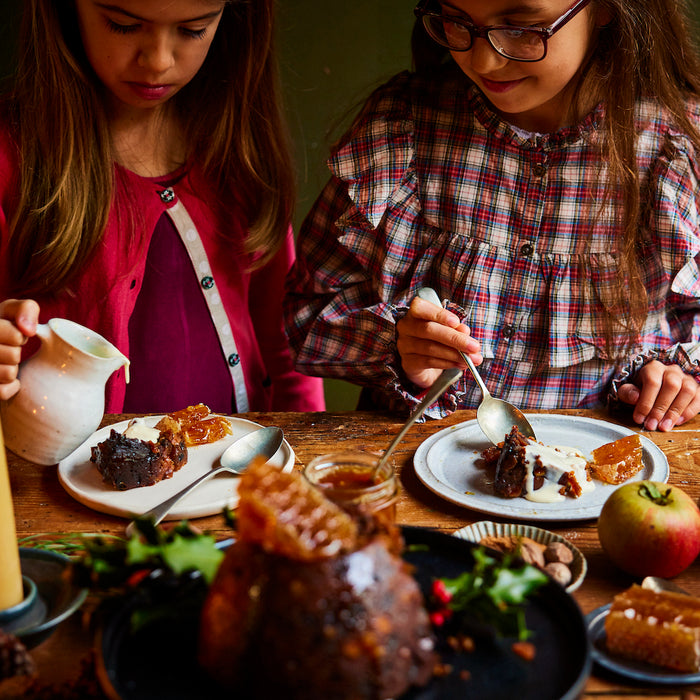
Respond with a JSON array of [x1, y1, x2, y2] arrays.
[[97, 527, 592, 700]]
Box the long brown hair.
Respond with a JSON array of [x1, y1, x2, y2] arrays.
[[412, 0, 700, 358], [5, 0, 294, 297]]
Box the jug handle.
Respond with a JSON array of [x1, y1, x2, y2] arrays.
[[34, 323, 50, 343]]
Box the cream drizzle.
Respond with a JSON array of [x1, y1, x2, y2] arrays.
[[123, 417, 160, 443], [522, 441, 595, 503]]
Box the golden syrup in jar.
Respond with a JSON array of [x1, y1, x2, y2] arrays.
[[303, 452, 399, 522]]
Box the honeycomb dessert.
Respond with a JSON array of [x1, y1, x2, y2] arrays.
[[90, 404, 230, 491], [198, 459, 437, 699], [235, 456, 359, 561], [588, 434, 644, 484], [164, 403, 232, 446], [605, 584, 700, 672]]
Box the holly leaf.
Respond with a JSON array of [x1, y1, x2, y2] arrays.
[[159, 533, 224, 583], [488, 565, 548, 606]]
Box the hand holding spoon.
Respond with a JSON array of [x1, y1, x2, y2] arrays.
[[416, 287, 536, 444]]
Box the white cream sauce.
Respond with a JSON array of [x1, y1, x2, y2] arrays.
[[123, 417, 160, 443], [522, 441, 595, 503]]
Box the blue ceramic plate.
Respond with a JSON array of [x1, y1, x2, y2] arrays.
[[3, 548, 88, 649], [586, 604, 700, 685]]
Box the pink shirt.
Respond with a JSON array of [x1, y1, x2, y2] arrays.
[[0, 125, 325, 413]]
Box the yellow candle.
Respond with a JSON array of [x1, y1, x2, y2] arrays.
[[0, 419, 23, 610]]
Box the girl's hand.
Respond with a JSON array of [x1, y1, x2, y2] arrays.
[[396, 297, 483, 389], [616, 360, 700, 431], [0, 299, 40, 400]]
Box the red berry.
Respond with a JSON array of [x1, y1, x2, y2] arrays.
[[432, 579, 452, 604]]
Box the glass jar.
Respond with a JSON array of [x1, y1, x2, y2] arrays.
[[303, 451, 399, 522]]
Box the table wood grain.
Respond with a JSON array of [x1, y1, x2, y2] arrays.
[[4, 409, 700, 699]]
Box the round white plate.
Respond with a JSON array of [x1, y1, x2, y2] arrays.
[[414, 414, 669, 522], [57, 416, 294, 520]]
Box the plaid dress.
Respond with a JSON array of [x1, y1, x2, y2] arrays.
[[284, 66, 700, 418]]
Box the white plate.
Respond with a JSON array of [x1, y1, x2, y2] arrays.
[[57, 416, 294, 520], [413, 415, 669, 522]]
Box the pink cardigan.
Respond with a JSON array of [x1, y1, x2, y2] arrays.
[[0, 128, 325, 413]]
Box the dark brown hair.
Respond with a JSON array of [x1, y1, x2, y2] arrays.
[[5, 0, 295, 296]]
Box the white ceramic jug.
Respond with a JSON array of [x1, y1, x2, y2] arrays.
[[0, 319, 129, 465]]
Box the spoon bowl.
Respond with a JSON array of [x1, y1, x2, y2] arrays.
[[125, 426, 284, 536], [416, 287, 536, 445], [218, 426, 284, 472], [641, 576, 691, 595]]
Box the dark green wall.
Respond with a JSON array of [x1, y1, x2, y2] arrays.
[[279, 2, 414, 229], [278, 2, 415, 409]]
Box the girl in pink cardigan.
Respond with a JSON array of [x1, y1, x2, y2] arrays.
[[0, 0, 324, 414]]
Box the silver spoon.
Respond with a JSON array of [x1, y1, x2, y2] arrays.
[[125, 426, 284, 536], [641, 576, 690, 595], [416, 287, 537, 445], [374, 367, 463, 474]]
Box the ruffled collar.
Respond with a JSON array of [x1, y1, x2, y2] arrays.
[[461, 78, 604, 150]]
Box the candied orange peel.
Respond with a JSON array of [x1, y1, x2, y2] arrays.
[[236, 458, 358, 561]]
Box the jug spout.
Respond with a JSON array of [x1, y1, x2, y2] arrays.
[[48, 318, 129, 382]]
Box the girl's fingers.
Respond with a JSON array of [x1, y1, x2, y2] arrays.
[[0, 299, 39, 342], [632, 362, 699, 430], [0, 378, 20, 401], [654, 379, 700, 430]]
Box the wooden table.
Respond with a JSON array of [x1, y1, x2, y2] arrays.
[[5, 409, 700, 699]]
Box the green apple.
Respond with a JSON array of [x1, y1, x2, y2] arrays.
[[597, 481, 700, 578]]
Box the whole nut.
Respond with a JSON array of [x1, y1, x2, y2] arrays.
[[544, 561, 572, 587], [544, 542, 574, 565], [517, 539, 546, 569]]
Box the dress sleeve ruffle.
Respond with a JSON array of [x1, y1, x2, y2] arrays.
[[328, 72, 415, 228]]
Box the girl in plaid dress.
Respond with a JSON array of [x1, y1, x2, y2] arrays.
[[285, 0, 700, 429]]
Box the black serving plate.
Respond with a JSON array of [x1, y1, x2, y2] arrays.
[[97, 527, 592, 700]]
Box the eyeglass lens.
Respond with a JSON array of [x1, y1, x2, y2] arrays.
[[424, 16, 546, 60]]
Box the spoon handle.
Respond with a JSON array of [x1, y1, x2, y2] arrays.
[[125, 465, 235, 537], [416, 287, 492, 399], [146, 465, 233, 526], [375, 367, 462, 472]]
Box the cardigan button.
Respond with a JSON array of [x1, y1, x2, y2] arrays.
[[228, 353, 240, 367], [158, 188, 175, 203], [201, 276, 214, 290]]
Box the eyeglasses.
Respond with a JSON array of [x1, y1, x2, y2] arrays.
[[414, 0, 592, 62]]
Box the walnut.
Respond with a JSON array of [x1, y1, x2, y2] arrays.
[[516, 538, 546, 569]]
